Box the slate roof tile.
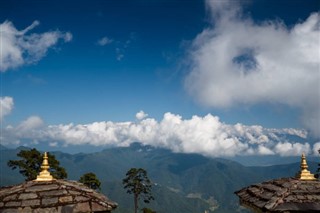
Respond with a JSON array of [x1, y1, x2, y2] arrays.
[[235, 178, 320, 212], [0, 180, 117, 213]]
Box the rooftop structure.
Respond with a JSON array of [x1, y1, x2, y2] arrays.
[[0, 152, 117, 213], [235, 154, 320, 212]]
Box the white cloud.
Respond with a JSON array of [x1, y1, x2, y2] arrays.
[[0, 96, 14, 120], [0, 20, 72, 72], [257, 145, 275, 155], [136, 110, 148, 120], [16, 116, 44, 133], [274, 142, 311, 156], [97, 36, 113, 46], [184, 0, 320, 136], [312, 142, 320, 155], [64, 32, 73, 42], [2, 112, 318, 157]]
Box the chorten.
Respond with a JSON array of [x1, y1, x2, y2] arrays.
[[35, 152, 55, 181], [295, 153, 316, 180]]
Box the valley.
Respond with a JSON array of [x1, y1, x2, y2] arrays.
[[0, 143, 318, 213]]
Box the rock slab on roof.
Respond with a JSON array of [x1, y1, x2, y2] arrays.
[[235, 178, 320, 212], [0, 179, 117, 213]]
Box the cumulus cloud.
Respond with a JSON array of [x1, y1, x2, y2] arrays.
[[2, 116, 44, 146], [185, 0, 320, 136], [0, 96, 14, 120], [2, 112, 318, 157], [313, 142, 320, 155], [136, 110, 148, 120], [0, 20, 72, 72], [97, 36, 113, 46], [274, 142, 311, 156], [16, 116, 44, 134]]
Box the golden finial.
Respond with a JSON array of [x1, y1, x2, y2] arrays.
[[35, 152, 54, 181], [296, 153, 316, 180]]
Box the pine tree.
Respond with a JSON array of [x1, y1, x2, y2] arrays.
[[79, 172, 101, 190], [123, 168, 154, 213]]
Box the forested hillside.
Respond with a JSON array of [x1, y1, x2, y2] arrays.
[[0, 143, 317, 213]]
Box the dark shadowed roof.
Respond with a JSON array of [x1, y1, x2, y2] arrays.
[[235, 178, 320, 212], [235, 154, 320, 212], [0, 179, 118, 213]]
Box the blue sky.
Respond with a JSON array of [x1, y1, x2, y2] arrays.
[[1, 0, 205, 124], [0, 0, 319, 155]]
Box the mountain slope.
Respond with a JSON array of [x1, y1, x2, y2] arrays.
[[1, 143, 318, 213]]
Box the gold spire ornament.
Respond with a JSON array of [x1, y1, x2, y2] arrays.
[[296, 153, 316, 180], [35, 152, 54, 181]]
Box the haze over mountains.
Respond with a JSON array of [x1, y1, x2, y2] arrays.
[[1, 143, 318, 213]]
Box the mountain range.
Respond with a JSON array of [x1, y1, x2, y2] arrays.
[[0, 143, 318, 213]]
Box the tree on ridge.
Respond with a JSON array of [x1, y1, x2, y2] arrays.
[[7, 148, 67, 181], [79, 172, 101, 191], [122, 168, 154, 213]]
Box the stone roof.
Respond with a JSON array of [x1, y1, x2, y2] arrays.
[[0, 179, 118, 213], [235, 178, 320, 212]]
